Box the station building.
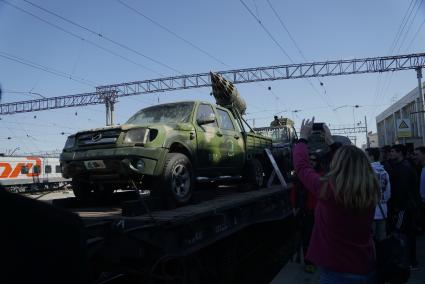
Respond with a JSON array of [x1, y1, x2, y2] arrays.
[[376, 82, 425, 147]]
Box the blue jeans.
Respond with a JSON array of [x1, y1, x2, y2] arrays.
[[320, 268, 376, 284]]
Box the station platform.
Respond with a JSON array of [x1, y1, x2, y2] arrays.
[[271, 234, 425, 284]]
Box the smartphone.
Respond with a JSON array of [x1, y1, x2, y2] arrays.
[[312, 123, 324, 131]]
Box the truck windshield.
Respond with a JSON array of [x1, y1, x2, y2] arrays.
[[126, 102, 194, 125], [257, 127, 290, 143]]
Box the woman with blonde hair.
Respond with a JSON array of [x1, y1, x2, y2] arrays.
[[294, 118, 380, 283]]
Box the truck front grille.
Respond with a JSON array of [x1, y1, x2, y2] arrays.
[[77, 130, 121, 146]]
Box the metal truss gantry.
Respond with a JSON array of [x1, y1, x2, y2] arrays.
[[330, 126, 367, 135], [1, 53, 425, 125], [330, 116, 369, 146]]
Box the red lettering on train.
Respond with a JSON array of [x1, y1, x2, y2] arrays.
[[9, 163, 30, 178], [0, 157, 42, 179], [0, 163, 12, 178], [26, 157, 41, 177]]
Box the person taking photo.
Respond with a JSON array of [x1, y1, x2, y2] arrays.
[[293, 118, 379, 283]]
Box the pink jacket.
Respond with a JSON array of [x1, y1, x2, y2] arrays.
[[293, 142, 375, 274]]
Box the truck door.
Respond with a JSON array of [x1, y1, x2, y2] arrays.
[[216, 108, 244, 171], [194, 103, 223, 171]]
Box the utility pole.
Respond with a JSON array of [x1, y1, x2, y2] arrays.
[[365, 116, 370, 148], [416, 67, 425, 146], [102, 90, 118, 126]]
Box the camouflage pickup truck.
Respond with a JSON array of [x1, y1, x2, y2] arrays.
[[60, 100, 272, 207]]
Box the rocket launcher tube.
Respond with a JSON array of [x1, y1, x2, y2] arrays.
[[210, 72, 247, 115]]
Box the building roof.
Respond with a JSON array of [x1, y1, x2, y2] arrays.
[[376, 82, 425, 122]]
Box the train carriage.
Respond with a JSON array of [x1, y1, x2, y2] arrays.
[[0, 156, 69, 192]]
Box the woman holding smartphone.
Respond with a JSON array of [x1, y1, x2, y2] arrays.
[[293, 118, 379, 283]]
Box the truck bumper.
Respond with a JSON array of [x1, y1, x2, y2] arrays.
[[60, 147, 168, 182]]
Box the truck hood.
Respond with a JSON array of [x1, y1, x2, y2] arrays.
[[75, 122, 194, 135]]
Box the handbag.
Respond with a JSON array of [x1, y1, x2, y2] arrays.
[[374, 203, 410, 283]]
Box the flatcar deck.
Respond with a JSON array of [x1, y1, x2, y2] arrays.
[[51, 185, 293, 282]]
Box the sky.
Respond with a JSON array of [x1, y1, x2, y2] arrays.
[[0, 0, 425, 155]]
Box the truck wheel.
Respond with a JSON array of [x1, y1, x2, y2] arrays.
[[71, 180, 92, 201], [244, 158, 265, 189], [160, 153, 194, 208]]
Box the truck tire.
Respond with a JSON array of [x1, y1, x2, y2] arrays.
[[244, 158, 265, 190], [71, 180, 92, 201], [159, 153, 194, 208]]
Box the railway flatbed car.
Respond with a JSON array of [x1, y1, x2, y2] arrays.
[[52, 184, 294, 284]]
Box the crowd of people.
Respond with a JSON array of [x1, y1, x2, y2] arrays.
[[292, 118, 425, 284]]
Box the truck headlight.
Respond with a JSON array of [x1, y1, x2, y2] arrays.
[[124, 128, 148, 144], [63, 136, 75, 149], [136, 159, 145, 171]]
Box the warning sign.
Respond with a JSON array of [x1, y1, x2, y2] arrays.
[[397, 119, 412, 138]]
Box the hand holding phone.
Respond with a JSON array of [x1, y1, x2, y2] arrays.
[[312, 123, 324, 131]]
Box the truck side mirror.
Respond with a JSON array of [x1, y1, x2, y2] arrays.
[[197, 114, 216, 125]]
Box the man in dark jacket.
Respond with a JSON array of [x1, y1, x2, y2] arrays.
[[0, 184, 92, 284], [389, 144, 419, 270]]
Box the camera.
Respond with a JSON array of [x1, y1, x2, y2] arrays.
[[312, 123, 324, 131], [308, 122, 329, 157]]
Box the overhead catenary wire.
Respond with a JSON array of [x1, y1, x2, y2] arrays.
[[368, 0, 422, 126], [396, 0, 423, 54], [117, 0, 292, 118], [0, 52, 97, 87], [239, 0, 341, 123], [239, 0, 331, 103], [21, 0, 182, 75], [1, 0, 164, 76], [265, 0, 327, 92], [388, 0, 417, 54], [116, 0, 283, 112], [406, 16, 425, 51], [3, 90, 48, 99], [239, 0, 292, 63], [252, 0, 260, 19], [377, 0, 424, 109], [379, 0, 422, 92], [373, 0, 416, 103], [115, 0, 230, 68], [20, 0, 280, 117]]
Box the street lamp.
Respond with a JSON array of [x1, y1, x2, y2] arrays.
[[332, 104, 350, 111], [28, 92, 46, 99], [333, 105, 361, 128], [10, 147, 20, 156], [333, 105, 365, 146], [291, 109, 302, 120]]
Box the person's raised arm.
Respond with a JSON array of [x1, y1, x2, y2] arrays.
[[293, 118, 323, 197]]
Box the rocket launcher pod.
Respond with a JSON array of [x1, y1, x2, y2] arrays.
[[210, 72, 247, 115]]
